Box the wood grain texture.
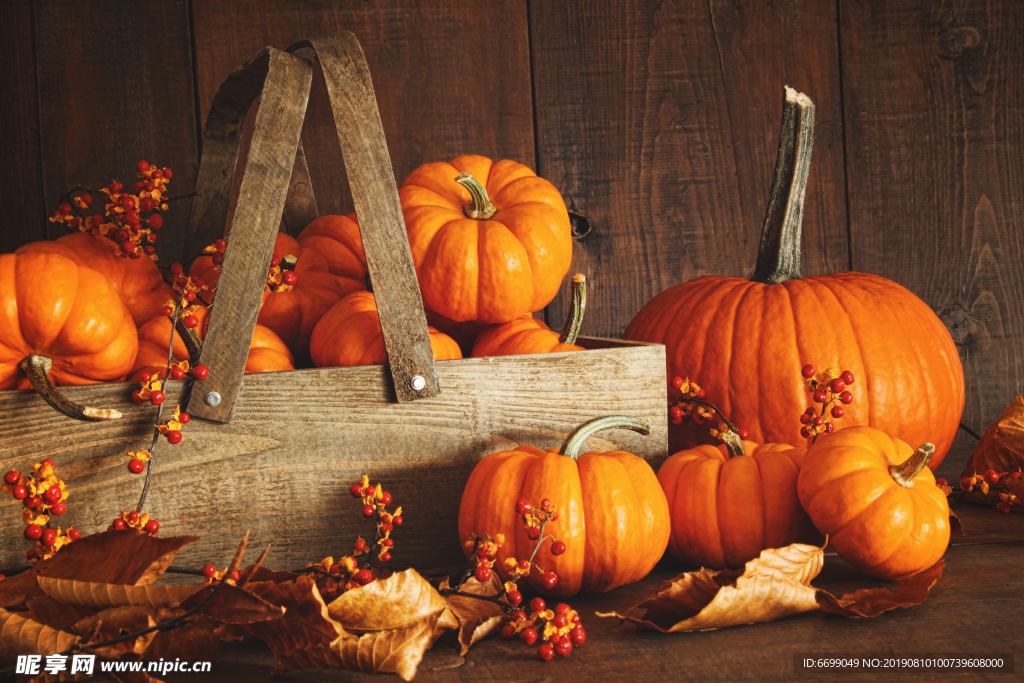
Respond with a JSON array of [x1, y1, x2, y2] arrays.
[[191, 0, 535, 221], [529, 0, 849, 338], [0, 342, 667, 571], [0, 2, 45, 253], [32, 0, 199, 263], [187, 49, 313, 421], [281, 141, 319, 235], [840, 0, 1024, 446]]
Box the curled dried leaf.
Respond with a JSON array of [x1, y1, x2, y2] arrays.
[[817, 561, 945, 618], [327, 569, 447, 631], [439, 574, 506, 655], [0, 607, 80, 663], [38, 577, 201, 609], [963, 395, 1024, 477]]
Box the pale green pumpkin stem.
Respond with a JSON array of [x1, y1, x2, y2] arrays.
[[557, 274, 587, 345], [455, 173, 498, 220], [559, 415, 651, 460], [889, 443, 935, 488], [19, 354, 122, 421], [721, 430, 747, 457], [751, 87, 815, 285]]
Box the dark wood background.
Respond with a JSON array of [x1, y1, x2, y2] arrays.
[[1, 0, 1021, 452]]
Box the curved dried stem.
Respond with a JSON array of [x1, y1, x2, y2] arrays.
[[557, 274, 587, 345], [455, 173, 498, 220], [559, 415, 651, 460], [19, 354, 122, 421], [889, 443, 935, 488]]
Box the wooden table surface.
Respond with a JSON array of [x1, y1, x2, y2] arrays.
[[148, 499, 1023, 683]]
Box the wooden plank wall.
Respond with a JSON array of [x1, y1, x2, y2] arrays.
[[1, 0, 1021, 440]]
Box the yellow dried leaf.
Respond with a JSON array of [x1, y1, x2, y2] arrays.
[[327, 569, 447, 631], [0, 607, 79, 663], [37, 578, 202, 609]]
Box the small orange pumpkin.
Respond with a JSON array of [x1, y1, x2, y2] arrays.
[[472, 274, 587, 358], [129, 305, 293, 381], [797, 426, 950, 580], [191, 233, 346, 361], [16, 233, 174, 326], [399, 155, 572, 324], [296, 214, 367, 297], [657, 432, 818, 569], [310, 291, 461, 368], [0, 250, 137, 420], [458, 416, 670, 597]]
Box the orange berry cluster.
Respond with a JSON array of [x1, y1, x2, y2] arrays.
[[165, 269, 211, 328], [798, 364, 855, 439], [3, 460, 80, 562], [49, 160, 171, 259], [201, 563, 242, 586], [201, 237, 300, 292], [667, 376, 712, 425], [463, 531, 505, 584], [502, 597, 586, 661], [960, 469, 1022, 514], [108, 510, 160, 535]]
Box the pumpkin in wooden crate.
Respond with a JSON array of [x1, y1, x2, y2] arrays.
[[472, 274, 587, 358], [0, 250, 137, 420], [16, 232, 174, 326], [623, 88, 964, 468], [130, 304, 293, 381], [296, 213, 367, 297], [399, 154, 572, 324], [424, 309, 489, 358], [657, 432, 818, 569], [190, 232, 346, 360], [797, 426, 950, 580], [310, 291, 461, 367], [458, 416, 670, 597]]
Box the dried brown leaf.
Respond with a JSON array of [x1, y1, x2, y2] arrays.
[[598, 543, 824, 632], [143, 614, 224, 662], [75, 606, 159, 655], [0, 607, 79, 665], [949, 509, 965, 537], [24, 597, 96, 632], [0, 530, 197, 608], [37, 578, 202, 609], [327, 569, 447, 631], [332, 614, 445, 681], [439, 574, 506, 655], [963, 395, 1024, 478], [178, 583, 286, 624], [817, 560, 945, 617]]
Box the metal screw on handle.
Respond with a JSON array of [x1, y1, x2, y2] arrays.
[[205, 392, 222, 407], [410, 376, 426, 391]]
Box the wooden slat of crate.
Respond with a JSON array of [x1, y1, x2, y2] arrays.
[[0, 340, 666, 571]]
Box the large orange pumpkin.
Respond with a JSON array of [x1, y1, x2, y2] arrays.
[[657, 432, 818, 569], [471, 274, 586, 358], [797, 426, 950, 580], [0, 250, 137, 420], [458, 416, 670, 597], [130, 304, 293, 380], [623, 88, 963, 468], [399, 155, 572, 324], [191, 232, 346, 361], [296, 214, 367, 297], [16, 233, 174, 326], [310, 291, 461, 368]]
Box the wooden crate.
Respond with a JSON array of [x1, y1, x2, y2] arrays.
[[0, 33, 666, 571]]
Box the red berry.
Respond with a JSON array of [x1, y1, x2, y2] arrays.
[[50, 501, 66, 516], [840, 370, 854, 385], [353, 569, 374, 585], [813, 390, 828, 404], [669, 406, 683, 421], [737, 428, 749, 439], [935, 478, 948, 487], [555, 640, 573, 656], [538, 643, 555, 661], [800, 413, 812, 425], [552, 614, 568, 628], [350, 483, 363, 497], [4, 471, 20, 485], [112, 519, 126, 530], [152, 170, 163, 179], [1009, 471, 1022, 480], [996, 501, 1012, 515], [671, 376, 684, 389], [813, 416, 825, 427], [825, 423, 835, 433], [520, 626, 538, 645], [515, 498, 532, 515], [829, 379, 846, 394], [393, 515, 403, 526], [511, 610, 528, 622], [128, 459, 145, 474], [45, 485, 62, 503], [831, 405, 845, 419], [150, 390, 166, 405], [58, 202, 72, 215], [121, 241, 134, 254], [839, 391, 853, 405], [191, 364, 209, 380], [143, 519, 160, 534], [202, 564, 217, 577], [800, 427, 811, 438], [24, 524, 42, 541], [960, 477, 973, 490], [161, 305, 174, 317], [214, 239, 227, 252], [554, 603, 571, 614], [143, 245, 156, 256], [801, 364, 816, 379], [12, 485, 28, 500], [540, 498, 552, 509], [501, 623, 517, 639], [518, 559, 530, 571], [211, 252, 224, 266], [474, 565, 492, 582], [570, 626, 587, 646], [182, 314, 199, 329], [170, 367, 186, 380], [380, 491, 392, 505], [67, 528, 80, 540], [163, 169, 173, 179], [127, 511, 139, 523], [541, 572, 558, 589], [551, 540, 567, 556], [362, 504, 376, 517], [120, 196, 136, 210], [178, 412, 190, 424], [507, 590, 522, 607], [695, 388, 706, 399], [530, 597, 546, 613], [24, 495, 41, 509], [41, 528, 57, 546], [229, 570, 240, 582], [166, 430, 183, 445], [528, 527, 540, 540], [984, 470, 1000, 486], [124, 209, 140, 225], [137, 160, 150, 173], [282, 271, 298, 286]]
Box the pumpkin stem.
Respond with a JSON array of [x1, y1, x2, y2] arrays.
[[557, 274, 587, 345], [455, 173, 498, 220], [751, 86, 815, 285], [721, 430, 747, 457], [18, 354, 122, 421], [174, 318, 204, 364], [889, 443, 936, 488], [559, 415, 651, 460]]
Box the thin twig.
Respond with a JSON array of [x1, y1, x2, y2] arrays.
[[959, 422, 983, 441]]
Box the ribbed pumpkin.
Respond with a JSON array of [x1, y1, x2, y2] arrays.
[[129, 305, 293, 381], [657, 432, 818, 569], [16, 233, 174, 326], [399, 155, 572, 324], [458, 416, 670, 597], [472, 274, 586, 358], [296, 213, 367, 297], [797, 426, 950, 580], [623, 88, 963, 468], [0, 250, 137, 420], [191, 232, 346, 360], [310, 291, 461, 368]]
